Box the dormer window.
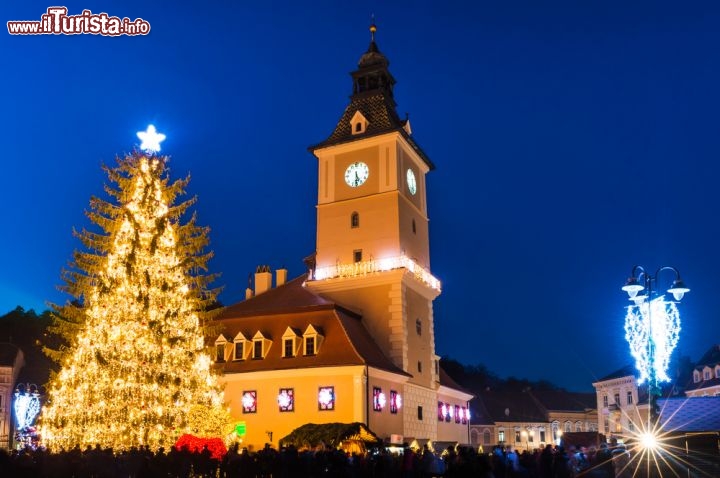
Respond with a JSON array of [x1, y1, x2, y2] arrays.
[[704, 368, 711, 380], [350, 111, 368, 135], [233, 332, 249, 361], [303, 325, 324, 356], [282, 327, 301, 358], [715, 366, 720, 379], [694, 370, 701, 383], [252, 331, 271, 359], [215, 335, 228, 363]]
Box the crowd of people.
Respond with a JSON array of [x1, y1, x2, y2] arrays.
[[0, 440, 636, 478]]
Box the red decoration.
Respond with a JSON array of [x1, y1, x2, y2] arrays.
[[174, 434, 227, 460]]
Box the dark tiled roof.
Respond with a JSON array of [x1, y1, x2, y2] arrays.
[[218, 275, 335, 318], [310, 93, 435, 170], [685, 376, 720, 392], [474, 391, 547, 423], [696, 344, 720, 368], [0, 342, 22, 367], [438, 367, 472, 396], [594, 365, 636, 383], [658, 397, 720, 432], [530, 390, 596, 412], [214, 278, 409, 378]]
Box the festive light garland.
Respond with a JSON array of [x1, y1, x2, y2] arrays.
[[624, 297, 681, 384], [313, 254, 441, 291]]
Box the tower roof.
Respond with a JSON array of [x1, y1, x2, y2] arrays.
[[310, 25, 435, 170]]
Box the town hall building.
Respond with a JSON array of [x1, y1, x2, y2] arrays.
[[213, 27, 472, 451]]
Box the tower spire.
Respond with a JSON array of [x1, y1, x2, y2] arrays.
[[370, 15, 376, 42]]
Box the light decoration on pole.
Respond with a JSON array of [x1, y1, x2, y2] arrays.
[[14, 384, 41, 448], [137, 124, 166, 153], [621, 265, 689, 426], [624, 297, 681, 384]]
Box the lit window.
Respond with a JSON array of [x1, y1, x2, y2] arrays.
[[564, 421, 572, 432], [390, 391, 401, 414], [454, 405, 461, 424], [416, 318, 422, 335], [283, 338, 294, 358], [552, 422, 559, 440], [278, 388, 294, 412], [373, 387, 385, 412], [461, 406, 468, 425], [253, 340, 263, 359], [351, 212, 359, 228], [626, 391, 633, 405], [575, 422, 582, 432], [437, 402, 445, 421], [353, 249, 362, 263], [446, 403, 452, 422], [242, 391, 257, 414], [318, 386, 335, 411], [305, 336, 315, 356], [233, 341, 244, 361], [515, 430, 521, 443], [498, 430, 505, 443], [216, 343, 226, 363]]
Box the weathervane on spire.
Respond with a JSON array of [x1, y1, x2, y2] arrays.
[[370, 14, 376, 42]]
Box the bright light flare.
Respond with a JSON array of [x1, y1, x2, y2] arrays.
[[137, 124, 166, 153], [639, 431, 658, 450], [625, 297, 681, 384]]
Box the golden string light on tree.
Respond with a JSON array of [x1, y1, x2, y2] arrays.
[[40, 134, 229, 451]]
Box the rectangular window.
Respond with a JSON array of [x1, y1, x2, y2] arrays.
[[284, 338, 294, 357], [603, 395, 608, 408], [628, 421, 635, 432], [278, 388, 294, 412], [353, 249, 362, 263], [418, 406, 423, 421], [626, 391, 633, 405], [705, 370, 711, 380], [416, 318, 422, 335], [418, 361, 422, 373], [216, 344, 225, 362], [234, 341, 244, 360], [242, 390, 257, 414], [445, 403, 452, 422], [539, 430, 546, 442], [305, 336, 315, 355], [461, 406, 467, 425], [515, 430, 521, 443], [253, 340, 263, 359], [603, 419, 609, 433], [318, 386, 334, 411], [438, 401, 445, 421], [498, 430, 505, 443], [390, 390, 399, 414], [454, 405, 461, 424], [614, 393, 620, 406], [373, 387, 384, 411]]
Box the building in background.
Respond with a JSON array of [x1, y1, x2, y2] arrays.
[[685, 345, 720, 398], [214, 28, 472, 451], [0, 343, 24, 450], [470, 389, 597, 451]]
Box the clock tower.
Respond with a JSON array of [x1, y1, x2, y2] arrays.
[[306, 23, 441, 414]]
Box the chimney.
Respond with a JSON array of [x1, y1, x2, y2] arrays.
[[276, 267, 288, 287], [245, 274, 253, 300], [255, 265, 272, 296]]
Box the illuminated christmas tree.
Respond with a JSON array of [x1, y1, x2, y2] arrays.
[[41, 143, 228, 451]]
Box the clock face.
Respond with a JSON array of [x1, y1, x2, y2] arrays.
[[344, 162, 369, 187], [406, 169, 417, 195]]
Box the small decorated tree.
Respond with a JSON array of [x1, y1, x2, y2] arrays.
[[41, 144, 228, 451]]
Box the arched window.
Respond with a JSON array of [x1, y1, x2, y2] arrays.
[[575, 421, 582, 432], [564, 421, 572, 433], [483, 429, 492, 445], [351, 212, 359, 228]]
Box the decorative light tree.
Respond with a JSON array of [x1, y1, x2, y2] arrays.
[[14, 383, 41, 449], [622, 265, 689, 425], [40, 126, 229, 451]]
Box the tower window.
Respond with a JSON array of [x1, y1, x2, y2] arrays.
[[417, 361, 422, 373], [412, 219, 416, 234], [418, 406, 423, 421], [351, 212, 360, 228], [416, 318, 422, 335], [353, 250, 362, 263]]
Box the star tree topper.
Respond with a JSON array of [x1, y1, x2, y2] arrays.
[[137, 124, 166, 153]]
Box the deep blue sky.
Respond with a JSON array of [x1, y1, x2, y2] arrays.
[[3, 1, 720, 391]]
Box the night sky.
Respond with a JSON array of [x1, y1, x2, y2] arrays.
[[4, 1, 720, 392]]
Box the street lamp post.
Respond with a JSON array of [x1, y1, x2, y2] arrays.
[[621, 265, 689, 428]]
